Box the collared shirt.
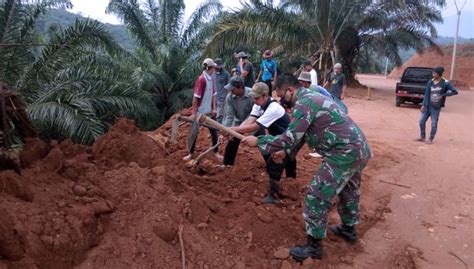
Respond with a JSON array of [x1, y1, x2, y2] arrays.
[[193, 71, 216, 114], [223, 87, 254, 127], [214, 70, 230, 104], [257, 87, 372, 166]]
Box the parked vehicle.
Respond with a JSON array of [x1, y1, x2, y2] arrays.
[[395, 67, 432, 107]]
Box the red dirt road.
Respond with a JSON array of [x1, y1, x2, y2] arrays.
[[344, 74, 474, 269]]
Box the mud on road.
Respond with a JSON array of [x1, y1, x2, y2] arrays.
[[0, 75, 472, 268]]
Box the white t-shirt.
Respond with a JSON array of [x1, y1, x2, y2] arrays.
[[250, 100, 285, 128], [310, 69, 318, 86]]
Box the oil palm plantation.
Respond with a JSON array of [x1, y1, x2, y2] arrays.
[[1, 0, 159, 145], [205, 0, 445, 82], [106, 0, 223, 124]]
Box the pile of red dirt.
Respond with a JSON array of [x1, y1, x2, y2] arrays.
[[0, 117, 392, 268], [389, 44, 474, 88]]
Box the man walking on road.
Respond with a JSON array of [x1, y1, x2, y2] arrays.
[[416, 66, 458, 144], [242, 73, 372, 261]]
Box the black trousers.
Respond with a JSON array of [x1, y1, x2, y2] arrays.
[[263, 154, 297, 180], [223, 128, 265, 165], [263, 80, 273, 96], [189, 127, 219, 154]]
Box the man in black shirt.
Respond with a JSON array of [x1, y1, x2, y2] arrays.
[[416, 66, 458, 144]]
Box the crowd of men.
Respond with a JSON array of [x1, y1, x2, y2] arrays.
[[183, 50, 457, 262]]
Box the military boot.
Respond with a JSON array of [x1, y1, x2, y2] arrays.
[[329, 224, 357, 244], [262, 179, 281, 204], [289, 235, 323, 262]]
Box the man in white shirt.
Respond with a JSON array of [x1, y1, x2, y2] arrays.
[[230, 82, 296, 204], [302, 60, 318, 87]]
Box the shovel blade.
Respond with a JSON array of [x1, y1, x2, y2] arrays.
[[187, 119, 200, 153]]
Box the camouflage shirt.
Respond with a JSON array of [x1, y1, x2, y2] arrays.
[[257, 87, 372, 166]]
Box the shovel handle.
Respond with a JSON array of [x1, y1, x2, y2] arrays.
[[199, 115, 245, 140]]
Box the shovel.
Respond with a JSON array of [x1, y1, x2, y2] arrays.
[[170, 114, 217, 144]]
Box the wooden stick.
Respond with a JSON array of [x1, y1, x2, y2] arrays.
[[178, 223, 186, 269], [193, 141, 221, 165], [448, 251, 468, 269], [379, 180, 411, 189], [198, 115, 245, 140]]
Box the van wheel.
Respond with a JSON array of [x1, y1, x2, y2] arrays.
[[396, 97, 403, 107]]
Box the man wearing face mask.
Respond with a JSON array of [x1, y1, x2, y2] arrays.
[[242, 73, 372, 262]]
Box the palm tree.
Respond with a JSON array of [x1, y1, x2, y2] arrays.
[[1, 0, 159, 145], [106, 0, 223, 124], [205, 0, 445, 83]]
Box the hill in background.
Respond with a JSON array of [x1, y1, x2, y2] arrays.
[[389, 44, 474, 87], [37, 9, 136, 51]]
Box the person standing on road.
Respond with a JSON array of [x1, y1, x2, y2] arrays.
[[213, 58, 230, 124], [242, 73, 372, 262], [235, 51, 255, 87], [221, 76, 254, 166], [298, 71, 348, 114], [302, 60, 318, 87], [231, 82, 297, 204], [416, 66, 458, 144], [323, 63, 346, 100], [257, 50, 278, 96], [183, 58, 223, 162]]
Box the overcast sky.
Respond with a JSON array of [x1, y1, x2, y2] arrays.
[[69, 0, 474, 38]]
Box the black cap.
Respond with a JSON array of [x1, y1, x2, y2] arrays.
[[302, 60, 312, 66], [214, 58, 224, 68], [224, 76, 245, 91], [433, 66, 444, 76]]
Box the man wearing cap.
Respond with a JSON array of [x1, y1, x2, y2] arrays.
[[242, 73, 372, 262], [416, 66, 458, 144], [302, 60, 318, 87], [213, 58, 230, 123], [298, 71, 348, 114], [235, 51, 255, 87], [183, 58, 223, 162], [257, 50, 278, 95], [230, 82, 297, 204], [324, 63, 346, 100], [221, 76, 254, 166]]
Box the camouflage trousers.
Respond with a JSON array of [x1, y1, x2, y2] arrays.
[[303, 160, 368, 239]]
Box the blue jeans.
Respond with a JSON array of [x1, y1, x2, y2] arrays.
[[419, 106, 441, 141]]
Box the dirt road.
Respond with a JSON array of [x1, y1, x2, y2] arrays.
[[344, 74, 474, 268]]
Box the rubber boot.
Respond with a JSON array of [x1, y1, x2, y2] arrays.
[[329, 224, 357, 244], [262, 179, 281, 204], [289, 235, 323, 262]]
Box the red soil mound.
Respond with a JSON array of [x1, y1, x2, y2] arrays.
[[0, 117, 392, 268], [389, 44, 474, 87]]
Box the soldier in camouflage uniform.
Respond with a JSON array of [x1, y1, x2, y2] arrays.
[[242, 73, 372, 261]]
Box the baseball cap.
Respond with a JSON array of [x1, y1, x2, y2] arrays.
[[250, 82, 269, 98], [235, 51, 249, 58], [224, 76, 245, 91], [334, 63, 342, 69], [202, 58, 216, 67], [298, 71, 312, 83], [214, 58, 224, 68], [302, 60, 312, 66]]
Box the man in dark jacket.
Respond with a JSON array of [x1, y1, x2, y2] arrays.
[[415, 66, 458, 144]]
